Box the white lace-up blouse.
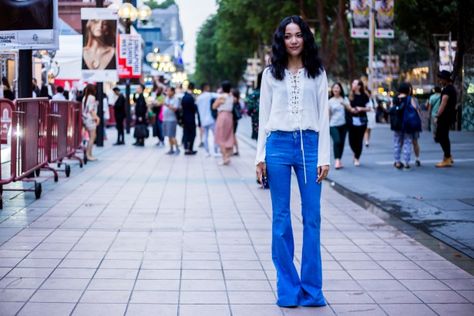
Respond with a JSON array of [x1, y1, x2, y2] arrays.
[[255, 67, 330, 168]]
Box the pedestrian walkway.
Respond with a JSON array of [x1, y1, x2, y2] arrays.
[[0, 133, 473, 316]]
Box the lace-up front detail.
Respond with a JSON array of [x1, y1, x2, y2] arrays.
[[286, 69, 305, 127]]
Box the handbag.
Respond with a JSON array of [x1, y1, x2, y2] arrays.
[[134, 124, 149, 139]]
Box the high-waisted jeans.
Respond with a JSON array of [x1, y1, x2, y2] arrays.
[[265, 130, 326, 307]]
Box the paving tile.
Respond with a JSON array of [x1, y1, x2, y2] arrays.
[[0, 302, 23, 316], [180, 291, 229, 304], [223, 269, 267, 280], [442, 278, 474, 290], [17, 302, 75, 316], [49, 268, 96, 279], [413, 290, 469, 303], [388, 269, 435, 280], [40, 278, 89, 290], [0, 277, 44, 289], [125, 304, 177, 316], [325, 291, 375, 304], [94, 268, 138, 279], [380, 303, 437, 316], [80, 290, 131, 303], [400, 279, 451, 291], [428, 303, 474, 316], [458, 290, 474, 303], [330, 304, 386, 315], [72, 303, 127, 316], [367, 290, 422, 303], [357, 280, 406, 291], [6, 267, 53, 279], [231, 304, 283, 316], [87, 278, 135, 291], [226, 280, 272, 291], [181, 279, 226, 291], [282, 306, 336, 315], [30, 289, 83, 303], [179, 304, 231, 316], [134, 279, 180, 291], [227, 291, 276, 304], [182, 269, 224, 280], [130, 290, 179, 304], [347, 269, 393, 280], [0, 288, 36, 302]]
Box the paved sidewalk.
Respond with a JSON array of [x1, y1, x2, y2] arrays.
[[0, 133, 473, 315]]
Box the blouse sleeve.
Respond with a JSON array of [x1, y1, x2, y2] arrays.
[[317, 71, 330, 167], [255, 68, 272, 165]]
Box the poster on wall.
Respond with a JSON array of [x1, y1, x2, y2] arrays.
[[375, 0, 394, 38], [439, 41, 457, 72], [81, 8, 118, 82], [0, 0, 59, 49], [350, 0, 370, 38], [118, 34, 142, 79]]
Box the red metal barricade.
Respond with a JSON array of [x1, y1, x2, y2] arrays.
[[0, 98, 50, 208]]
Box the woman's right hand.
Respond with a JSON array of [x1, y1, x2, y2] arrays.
[[256, 162, 266, 185]]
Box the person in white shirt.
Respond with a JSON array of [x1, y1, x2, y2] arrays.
[[195, 83, 218, 156], [52, 86, 66, 100], [255, 16, 329, 308], [328, 82, 350, 169]]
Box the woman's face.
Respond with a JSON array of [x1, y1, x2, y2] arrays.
[[284, 23, 304, 58], [89, 20, 103, 37], [332, 84, 341, 96], [352, 80, 360, 92], [167, 88, 174, 97]]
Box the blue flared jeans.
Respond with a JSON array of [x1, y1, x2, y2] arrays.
[[265, 130, 326, 307]]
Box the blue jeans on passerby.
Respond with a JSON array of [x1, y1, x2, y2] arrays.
[[203, 122, 219, 154], [265, 130, 326, 307]]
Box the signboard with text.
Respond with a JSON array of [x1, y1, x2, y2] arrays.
[[118, 34, 142, 79]]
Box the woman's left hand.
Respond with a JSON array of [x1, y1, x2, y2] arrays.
[[317, 165, 330, 183]]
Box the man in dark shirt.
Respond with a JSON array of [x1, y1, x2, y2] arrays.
[[113, 87, 126, 145], [434, 70, 457, 168], [181, 82, 199, 155]]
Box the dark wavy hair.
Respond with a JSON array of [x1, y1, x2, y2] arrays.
[[330, 82, 345, 99], [270, 15, 324, 81]]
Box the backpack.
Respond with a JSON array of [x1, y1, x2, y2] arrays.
[[233, 102, 242, 121], [388, 99, 404, 131], [402, 96, 422, 133]]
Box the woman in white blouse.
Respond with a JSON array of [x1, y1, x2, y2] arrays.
[[255, 16, 329, 307]]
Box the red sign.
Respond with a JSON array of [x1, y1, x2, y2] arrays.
[[118, 34, 142, 79]]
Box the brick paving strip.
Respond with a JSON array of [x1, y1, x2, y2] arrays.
[[0, 137, 473, 316]]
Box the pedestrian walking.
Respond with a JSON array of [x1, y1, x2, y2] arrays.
[[364, 89, 377, 147], [426, 86, 442, 137], [246, 72, 263, 140], [389, 83, 420, 169], [434, 70, 457, 167], [255, 15, 329, 307], [408, 83, 422, 166], [347, 79, 370, 166], [213, 81, 235, 165], [181, 82, 199, 155], [151, 86, 165, 147], [328, 82, 349, 169], [163, 87, 180, 155], [133, 84, 148, 147], [112, 87, 126, 145], [196, 83, 219, 156], [82, 84, 100, 161], [232, 89, 243, 156]]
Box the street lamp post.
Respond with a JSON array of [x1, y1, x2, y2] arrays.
[[118, 1, 151, 134]]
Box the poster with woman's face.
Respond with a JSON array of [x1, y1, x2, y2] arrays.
[[0, 0, 58, 49], [375, 0, 395, 38], [81, 8, 118, 82], [350, 0, 369, 38]]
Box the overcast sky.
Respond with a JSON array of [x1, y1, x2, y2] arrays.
[[174, 0, 217, 72]]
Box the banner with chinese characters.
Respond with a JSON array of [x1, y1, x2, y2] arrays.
[[118, 34, 142, 79], [81, 8, 118, 82], [350, 0, 370, 38], [375, 0, 395, 38]]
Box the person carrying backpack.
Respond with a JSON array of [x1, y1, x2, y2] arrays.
[[389, 82, 421, 170]]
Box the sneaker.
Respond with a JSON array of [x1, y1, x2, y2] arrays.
[[185, 150, 197, 155], [354, 159, 360, 167], [175, 149, 181, 155], [233, 152, 239, 156], [166, 150, 175, 155], [394, 162, 404, 169], [403, 164, 411, 170], [415, 159, 421, 167], [198, 142, 204, 148], [435, 157, 453, 168]]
